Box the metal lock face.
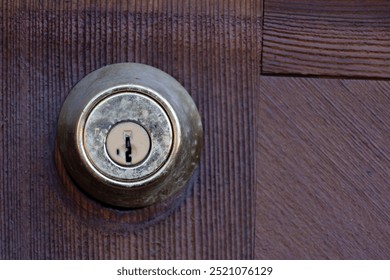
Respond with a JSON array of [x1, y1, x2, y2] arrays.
[[57, 63, 203, 208], [84, 92, 172, 180]]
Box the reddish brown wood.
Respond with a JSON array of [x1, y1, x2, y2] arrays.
[[0, 0, 261, 259], [262, 0, 390, 78], [256, 77, 390, 259]]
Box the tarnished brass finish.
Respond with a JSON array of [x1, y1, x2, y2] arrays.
[[57, 63, 202, 208]]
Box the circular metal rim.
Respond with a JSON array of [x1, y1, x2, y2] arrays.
[[75, 84, 181, 189], [82, 90, 174, 182]]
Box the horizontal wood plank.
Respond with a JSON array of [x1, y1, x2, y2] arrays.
[[256, 77, 390, 259], [262, 0, 390, 78], [0, 0, 261, 259]]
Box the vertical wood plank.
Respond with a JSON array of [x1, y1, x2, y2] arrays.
[[0, 0, 261, 259]]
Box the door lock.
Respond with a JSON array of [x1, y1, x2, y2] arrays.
[[105, 121, 151, 167], [56, 63, 202, 208]]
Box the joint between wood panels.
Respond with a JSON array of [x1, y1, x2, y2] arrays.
[[260, 72, 390, 81], [260, 0, 265, 73], [254, 0, 266, 260]]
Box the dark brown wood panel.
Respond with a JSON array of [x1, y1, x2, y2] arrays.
[[256, 77, 390, 259], [262, 0, 390, 78], [0, 0, 262, 259]]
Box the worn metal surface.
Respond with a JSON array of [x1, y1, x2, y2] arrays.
[[85, 92, 173, 180], [57, 63, 203, 208]]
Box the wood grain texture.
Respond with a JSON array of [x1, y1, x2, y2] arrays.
[[262, 0, 390, 78], [0, 0, 262, 259], [256, 77, 390, 259]]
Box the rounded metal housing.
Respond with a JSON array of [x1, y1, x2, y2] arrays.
[[57, 63, 203, 208]]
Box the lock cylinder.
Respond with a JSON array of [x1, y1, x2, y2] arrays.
[[105, 121, 152, 167], [83, 91, 173, 181], [56, 63, 202, 208]]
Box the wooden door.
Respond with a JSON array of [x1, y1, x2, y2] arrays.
[[0, 0, 258, 259], [0, 0, 389, 259]]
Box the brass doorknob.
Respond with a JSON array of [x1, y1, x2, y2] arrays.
[[57, 63, 202, 208]]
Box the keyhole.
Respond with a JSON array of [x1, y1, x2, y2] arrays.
[[125, 136, 132, 163], [106, 122, 151, 166]]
